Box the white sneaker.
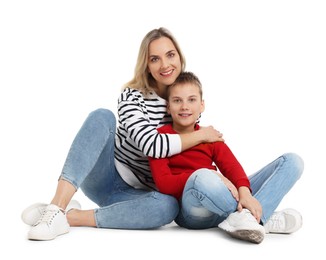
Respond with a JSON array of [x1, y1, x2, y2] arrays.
[[218, 209, 265, 244], [28, 204, 69, 240], [264, 208, 302, 234], [21, 200, 81, 226]]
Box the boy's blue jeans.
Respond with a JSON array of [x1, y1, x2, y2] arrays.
[[175, 153, 303, 229]]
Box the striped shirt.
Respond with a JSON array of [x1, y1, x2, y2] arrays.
[[114, 88, 182, 190]]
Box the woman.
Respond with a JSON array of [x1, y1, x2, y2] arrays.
[[21, 27, 224, 241]]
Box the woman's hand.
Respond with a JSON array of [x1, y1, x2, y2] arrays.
[[199, 126, 224, 143], [180, 126, 224, 152]]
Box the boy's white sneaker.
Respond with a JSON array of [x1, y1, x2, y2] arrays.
[[21, 200, 81, 226], [218, 209, 265, 244], [28, 204, 69, 241], [264, 208, 302, 234]]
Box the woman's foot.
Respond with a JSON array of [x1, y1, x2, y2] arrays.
[[21, 200, 81, 226], [28, 204, 70, 240]]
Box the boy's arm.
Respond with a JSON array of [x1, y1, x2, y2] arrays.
[[212, 142, 250, 190]]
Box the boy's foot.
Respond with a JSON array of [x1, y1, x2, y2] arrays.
[[264, 208, 302, 234], [21, 200, 81, 226], [218, 209, 265, 244], [28, 204, 70, 240]]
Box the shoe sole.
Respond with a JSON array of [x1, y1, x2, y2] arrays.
[[219, 219, 265, 244], [28, 229, 69, 241], [227, 229, 265, 244]]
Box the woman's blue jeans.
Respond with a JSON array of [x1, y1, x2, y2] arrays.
[[175, 153, 304, 229], [60, 108, 179, 229]]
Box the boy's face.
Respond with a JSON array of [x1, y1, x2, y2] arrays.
[[167, 83, 205, 133]]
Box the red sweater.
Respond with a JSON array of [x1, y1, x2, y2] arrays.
[[149, 124, 250, 200]]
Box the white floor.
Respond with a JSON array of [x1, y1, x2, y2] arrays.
[[3, 190, 321, 260], [16, 221, 317, 259]]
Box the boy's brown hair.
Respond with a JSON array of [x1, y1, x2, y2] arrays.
[[167, 71, 203, 100]]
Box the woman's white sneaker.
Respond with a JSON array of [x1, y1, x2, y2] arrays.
[[21, 203, 47, 226], [21, 200, 81, 226], [218, 209, 265, 244], [264, 208, 303, 234], [28, 204, 70, 241]]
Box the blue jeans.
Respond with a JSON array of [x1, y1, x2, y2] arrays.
[[60, 108, 179, 229], [175, 153, 304, 229]]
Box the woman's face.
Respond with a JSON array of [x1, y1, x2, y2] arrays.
[[147, 37, 182, 91]]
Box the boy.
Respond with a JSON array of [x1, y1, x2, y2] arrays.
[[148, 71, 266, 243]]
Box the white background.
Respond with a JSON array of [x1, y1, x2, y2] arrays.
[[0, 0, 325, 259]]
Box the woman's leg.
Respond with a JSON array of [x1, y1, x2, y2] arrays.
[[94, 181, 179, 229], [249, 153, 304, 224], [38, 108, 117, 212], [68, 208, 96, 227], [26, 108, 179, 237], [60, 108, 117, 204], [175, 169, 237, 229], [60, 108, 178, 229], [69, 139, 179, 229], [68, 184, 179, 229], [26, 108, 117, 240]]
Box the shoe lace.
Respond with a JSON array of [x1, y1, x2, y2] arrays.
[[266, 213, 285, 231], [34, 207, 63, 226]]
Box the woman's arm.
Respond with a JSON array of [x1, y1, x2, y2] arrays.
[[118, 88, 224, 158], [180, 126, 224, 151]]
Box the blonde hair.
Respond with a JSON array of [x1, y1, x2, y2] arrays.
[[122, 27, 186, 95]]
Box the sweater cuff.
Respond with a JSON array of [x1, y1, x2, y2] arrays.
[[236, 179, 252, 192], [167, 134, 182, 156]]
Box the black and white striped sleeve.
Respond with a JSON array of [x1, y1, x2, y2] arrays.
[[117, 89, 181, 158]]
